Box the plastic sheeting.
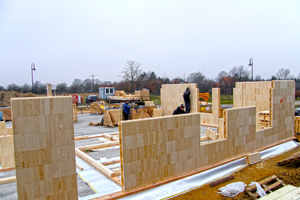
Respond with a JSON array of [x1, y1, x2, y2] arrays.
[[78, 140, 299, 200]]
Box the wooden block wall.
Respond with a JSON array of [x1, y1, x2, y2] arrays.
[[108, 109, 123, 125], [121, 113, 201, 191], [200, 113, 214, 124], [295, 116, 300, 133], [212, 88, 220, 125], [119, 81, 295, 192], [47, 84, 52, 96], [0, 121, 5, 135], [11, 97, 78, 200], [233, 81, 272, 130], [161, 83, 198, 116], [0, 135, 14, 169]]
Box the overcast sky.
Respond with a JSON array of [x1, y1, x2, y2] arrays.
[[0, 0, 299, 87]]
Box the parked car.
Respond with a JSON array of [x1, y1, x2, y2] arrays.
[[295, 107, 300, 116], [86, 95, 99, 104]]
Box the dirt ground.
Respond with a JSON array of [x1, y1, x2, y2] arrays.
[[0, 91, 37, 107], [172, 142, 300, 200]]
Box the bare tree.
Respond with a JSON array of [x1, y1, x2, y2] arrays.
[[254, 75, 262, 81], [187, 72, 210, 92], [215, 71, 228, 82], [276, 68, 292, 80], [228, 65, 250, 81], [70, 78, 84, 93], [120, 60, 142, 93], [56, 82, 68, 94]]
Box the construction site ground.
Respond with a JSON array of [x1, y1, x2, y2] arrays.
[[0, 113, 299, 199], [172, 142, 300, 200]]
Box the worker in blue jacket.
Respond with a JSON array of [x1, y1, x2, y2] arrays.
[[123, 100, 132, 120], [0, 111, 3, 121]]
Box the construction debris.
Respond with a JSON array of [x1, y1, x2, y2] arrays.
[[276, 151, 300, 166]]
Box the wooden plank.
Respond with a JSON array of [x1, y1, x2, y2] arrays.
[[11, 96, 78, 200], [77, 141, 119, 151], [205, 128, 218, 141], [103, 133, 119, 141], [47, 83, 52, 96], [0, 176, 16, 185], [209, 175, 234, 187], [212, 88, 220, 125]]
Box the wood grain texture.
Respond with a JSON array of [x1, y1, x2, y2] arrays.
[[161, 83, 198, 116], [0, 135, 15, 169], [11, 96, 78, 200], [121, 113, 201, 191]]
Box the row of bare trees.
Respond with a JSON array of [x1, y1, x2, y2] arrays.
[[0, 60, 299, 95]]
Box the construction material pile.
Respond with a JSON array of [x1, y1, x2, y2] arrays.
[[108, 89, 150, 101], [0, 91, 37, 107]]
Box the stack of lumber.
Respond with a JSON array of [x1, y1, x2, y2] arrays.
[[258, 110, 270, 129], [0, 107, 11, 121], [115, 90, 126, 96], [134, 89, 150, 101], [103, 109, 122, 127], [130, 108, 150, 119], [90, 102, 104, 114], [11, 96, 78, 199], [145, 101, 155, 106]]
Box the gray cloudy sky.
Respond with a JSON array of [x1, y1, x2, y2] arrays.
[[0, 0, 299, 87]]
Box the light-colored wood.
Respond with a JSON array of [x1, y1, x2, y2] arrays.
[[76, 163, 84, 170], [112, 168, 121, 176], [121, 113, 201, 191], [90, 103, 104, 115], [75, 148, 115, 177], [152, 108, 162, 117], [74, 133, 118, 141], [0, 121, 5, 136], [103, 133, 119, 141], [11, 96, 78, 200], [161, 83, 198, 116], [130, 108, 150, 119], [77, 141, 119, 151], [0, 135, 14, 169], [145, 101, 155, 106], [0, 176, 16, 185], [47, 83, 52, 96], [218, 118, 225, 139], [200, 113, 215, 125], [0, 108, 11, 121], [246, 152, 261, 165], [73, 105, 78, 123], [205, 128, 219, 141], [212, 88, 220, 125]]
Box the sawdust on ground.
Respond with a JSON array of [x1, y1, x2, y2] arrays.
[[172, 143, 300, 200], [0, 91, 37, 107]]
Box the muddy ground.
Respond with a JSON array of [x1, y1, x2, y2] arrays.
[[172, 143, 300, 200]]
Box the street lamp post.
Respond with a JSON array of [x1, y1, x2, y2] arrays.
[[248, 58, 253, 81], [31, 63, 36, 93]]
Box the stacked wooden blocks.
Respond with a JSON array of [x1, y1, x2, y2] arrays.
[[11, 97, 78, 200], [121, 113, 201, 191], [0, 121, 14, 169], [160, 83, 198, 116], [258, 111, 270, 129]]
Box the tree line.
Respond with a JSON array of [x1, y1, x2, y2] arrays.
[[1, 60, 299, 95]]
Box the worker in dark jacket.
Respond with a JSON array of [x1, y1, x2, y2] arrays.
[[123, 100, 131, 120], [173, 104, 186, 115], [183, 87, 190, 113]]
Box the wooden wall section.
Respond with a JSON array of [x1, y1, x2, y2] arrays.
[[160, 83, 198, 116], [11, 97, 78, 200], [120, 113, 201, 191], [233, 81, 273, 130], [120, 80, 295, 192]]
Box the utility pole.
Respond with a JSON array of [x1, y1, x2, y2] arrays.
[[248, 58, 253, 81], [31, 63, 36, 93], [90, 75, 96, 92]]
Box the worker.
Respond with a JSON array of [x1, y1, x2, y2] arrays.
[[123, 100, 132, 120], [173, 104, 186, 115], [183, 87, 190, 113], [0, 111, 2, 121]]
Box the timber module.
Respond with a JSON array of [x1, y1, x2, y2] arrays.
[[0, 80, 295, 199]]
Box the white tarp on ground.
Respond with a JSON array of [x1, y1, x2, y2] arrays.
[[78, 140, 298, 200]]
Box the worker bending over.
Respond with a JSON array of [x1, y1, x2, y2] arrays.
[[123, 100, 131, 120], [183, 87, 190, 113], [173, 104, 186, 115]]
